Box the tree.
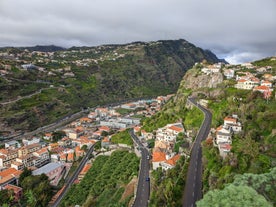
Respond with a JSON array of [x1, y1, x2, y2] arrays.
[[94, 141, 101, 150], [25, 190, 37, 207], [101, 131, 108, 137], [19, 167, 32, 186], [81, 144, 88, 151], [197, 185, 272, 207], [52, 131, 66, 142], [0, 189, 13, 206], [21, 174, 53, 207]]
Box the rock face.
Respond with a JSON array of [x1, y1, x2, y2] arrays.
[[181, 69, 224, 89]]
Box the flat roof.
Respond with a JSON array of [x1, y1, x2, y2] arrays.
[[32, 162, 63, 176]]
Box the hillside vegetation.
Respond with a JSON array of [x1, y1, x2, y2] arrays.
[[61, 150, 139, 207], [0, 39, 221, 133], [141, 58, 276, 206]]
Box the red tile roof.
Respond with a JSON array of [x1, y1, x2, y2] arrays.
[[67, 153, 74, 161], [0, 168, 22, 185], [168, 125, 183, 133], [224, 117, 237, 123], [4, 184, 22, 194], [80, 163, 91, 175], [165, 154, 181, 166], [238, 79, 247, 83], [152, 151, 166, 162], [99, 126, 110, 132], [254, 85, 270, 91]]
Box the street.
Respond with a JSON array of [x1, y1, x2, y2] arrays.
[[130, 129, 150, 207], [182, 97, 212, 207]]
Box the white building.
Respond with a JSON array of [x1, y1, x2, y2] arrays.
[[216, 126, 232, 144], [5, 141, 21, 149], [22, 137, 40, 146]]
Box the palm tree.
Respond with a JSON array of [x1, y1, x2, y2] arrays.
[[25, 190, 37, 207]]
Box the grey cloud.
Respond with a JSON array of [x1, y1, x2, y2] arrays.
[[0, 0, 276, 63]]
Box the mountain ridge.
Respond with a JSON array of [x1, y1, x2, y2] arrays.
[[0, 39, 223, 133]]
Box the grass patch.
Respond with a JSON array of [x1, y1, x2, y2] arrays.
[[111, 129, 133, 146]]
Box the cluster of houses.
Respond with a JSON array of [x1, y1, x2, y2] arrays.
[[139, 123, 185, 171], [0, 95, 173, 202], [214, 115, 242, 158], [235, 71, 274, 98], [200, 62, 275, 99]]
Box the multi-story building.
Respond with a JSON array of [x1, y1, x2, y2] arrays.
[[216, 125, 232, 144], [0, 149, 18, 168], [32, 147, 50, 167], [0, 168, 22, 189], [18, 143, 41, 157]]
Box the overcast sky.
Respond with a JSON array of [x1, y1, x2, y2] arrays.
[[0, 0, 275, 63]]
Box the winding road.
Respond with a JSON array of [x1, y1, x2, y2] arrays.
[[130, 129, 150, 207], [182, 97, 212, 207]]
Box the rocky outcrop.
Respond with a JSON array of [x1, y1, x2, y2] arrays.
[[180, 69, 224, 89]]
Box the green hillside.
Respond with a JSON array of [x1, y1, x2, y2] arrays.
[[0, 39, 221, 132], [141, 58, 276, 206]]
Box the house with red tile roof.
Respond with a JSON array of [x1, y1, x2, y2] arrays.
[[95, 107, 109, 117], [68, 126, 85, 139], [235, 79, 259, 90], [80, 117, 92, 123], [32, 147, 50, 167], [67, 152, 74, 162], [88, 112, 97, 119], [133, 126, 141, 133], [218, 143, 232, 158], [11, 161, 24, 171], [0, 149, 18, 168], [75, 146, 85, 159], [4, 184, 23, 201], [43, 133, 53, 141], [156, 123, 184, 143], [224, 116, 242, 133], [261, 80, 273, 88], [78, 163, 91, 180], [253, 85, 273, 98], [0, 168, 22, 189], [101, 137, 111, 148], [59, 153, 67, 162], [224, 117, 237, 125], [162, 154, 181, 170], [98, 126, 110, 132], [152, 151, 167, 170], [58, 137, 72, 147], [216, 125, 232, 144]]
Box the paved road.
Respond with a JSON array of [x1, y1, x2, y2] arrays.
[[130, 129, 150, 207], [0, 86, 59, 105], [183, 97, 212, 207], [51, 144, 95, 207]]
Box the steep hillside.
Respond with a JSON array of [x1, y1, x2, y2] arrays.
[[0, 39, 222, 133], [141, 58, 276, 206]]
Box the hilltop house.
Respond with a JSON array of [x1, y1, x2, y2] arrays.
[[216, 126, 232, 144], [235, 78, 259, 90], [223, 116, 242, 133]]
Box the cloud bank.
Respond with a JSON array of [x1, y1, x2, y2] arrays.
[[0, 0, 275, 63]]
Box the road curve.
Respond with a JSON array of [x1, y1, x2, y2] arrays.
[[129, 129, 150, 207], [182, 97, 212, 207]]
